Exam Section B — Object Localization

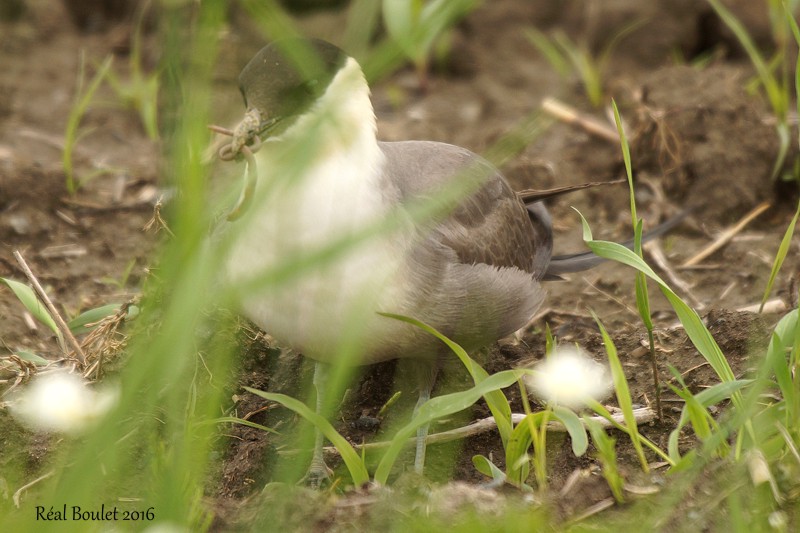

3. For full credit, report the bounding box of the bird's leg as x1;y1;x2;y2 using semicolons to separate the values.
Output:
302;362;333;488
413;361;439;474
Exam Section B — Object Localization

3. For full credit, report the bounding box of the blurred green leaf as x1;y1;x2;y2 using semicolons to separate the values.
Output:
383;0;479;71
63;55;113;194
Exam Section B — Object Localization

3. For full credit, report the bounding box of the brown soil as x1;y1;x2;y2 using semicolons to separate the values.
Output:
2;0;799;530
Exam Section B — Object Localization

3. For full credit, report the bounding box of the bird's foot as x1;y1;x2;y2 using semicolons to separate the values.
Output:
299;457;333;489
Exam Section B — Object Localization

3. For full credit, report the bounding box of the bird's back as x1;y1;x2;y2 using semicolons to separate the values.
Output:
369;140;551;360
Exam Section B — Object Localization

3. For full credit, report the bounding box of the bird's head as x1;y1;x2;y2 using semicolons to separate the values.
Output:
237;38;351;142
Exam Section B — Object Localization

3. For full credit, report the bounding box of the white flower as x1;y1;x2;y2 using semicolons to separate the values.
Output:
524;346;613;410
10;371;117;433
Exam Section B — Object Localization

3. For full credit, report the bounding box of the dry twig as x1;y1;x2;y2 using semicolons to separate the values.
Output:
682;202;770;267
324;407;656;454
541;97;619;143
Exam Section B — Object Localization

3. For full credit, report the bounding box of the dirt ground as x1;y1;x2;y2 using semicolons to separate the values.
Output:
1;0;799;530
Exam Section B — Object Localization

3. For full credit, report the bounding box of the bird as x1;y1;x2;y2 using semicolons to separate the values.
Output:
218;38;663;485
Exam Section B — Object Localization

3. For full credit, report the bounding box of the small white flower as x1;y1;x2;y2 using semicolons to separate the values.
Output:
10;371;117;433
525;346;613;410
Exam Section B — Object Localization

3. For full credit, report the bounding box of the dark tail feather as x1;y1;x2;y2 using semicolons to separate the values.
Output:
517;179;625;203
543;209;693;281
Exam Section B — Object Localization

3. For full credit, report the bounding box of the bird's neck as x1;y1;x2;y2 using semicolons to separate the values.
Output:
280;57;378;163
249;57;388;234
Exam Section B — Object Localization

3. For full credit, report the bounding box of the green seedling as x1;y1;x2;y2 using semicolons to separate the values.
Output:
382;0;480;88
706;0;793;180
613;99;661;420
577;211;737;388
526;21;643;108
665;373;752;461
104;7;159;141
63;54;113;195
584;416;624;502
100;258;138;290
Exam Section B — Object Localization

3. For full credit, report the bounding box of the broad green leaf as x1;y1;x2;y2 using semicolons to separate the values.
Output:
1;278;60;340
68;303;124;335
552;405;588;456
472;454;505;483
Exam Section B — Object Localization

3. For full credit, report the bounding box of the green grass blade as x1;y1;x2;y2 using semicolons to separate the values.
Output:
584;416;625;502
378;312;513;444
787;1;800;149
707;0;785;119
505;412;539;485
244;387;370;486
761;200;800;311
374;369;522;484
586;399;673;465
667;378;752;460
576;212;737;386
15;350;50;365
524;28;570;76
200;416;280;435
612;100;637;224
767;309;799;419
593;314;649;472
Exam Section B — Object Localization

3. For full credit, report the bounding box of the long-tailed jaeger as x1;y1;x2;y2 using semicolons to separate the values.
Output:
221;38;630;484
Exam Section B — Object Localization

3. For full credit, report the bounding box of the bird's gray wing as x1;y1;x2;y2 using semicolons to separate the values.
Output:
376;141;550;352
379;140;552;278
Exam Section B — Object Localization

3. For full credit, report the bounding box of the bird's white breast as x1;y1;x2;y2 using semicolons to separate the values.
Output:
225;133;410;363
